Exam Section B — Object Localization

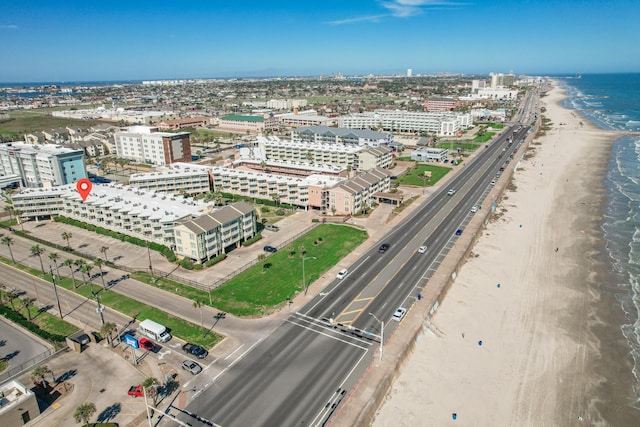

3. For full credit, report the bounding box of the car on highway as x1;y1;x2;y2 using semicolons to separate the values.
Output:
392;307;407;322
455;229;463;236
182;360;202;375
447;189;456;196
378;243;390;253
139;337;155;352
182;343;208;359
263;245;277;253
264;225;280;232
418;245;428;254
470;205;479;213
336;269;348;280
490;180;496;186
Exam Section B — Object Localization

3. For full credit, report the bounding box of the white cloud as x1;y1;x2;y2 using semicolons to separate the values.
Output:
327;0;464;25
0;25;18;30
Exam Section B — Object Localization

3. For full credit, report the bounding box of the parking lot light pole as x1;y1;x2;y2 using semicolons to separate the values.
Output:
369;312;383;361
302;256;317;295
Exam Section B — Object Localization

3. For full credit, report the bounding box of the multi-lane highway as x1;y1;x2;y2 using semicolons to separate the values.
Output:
176;118;532;426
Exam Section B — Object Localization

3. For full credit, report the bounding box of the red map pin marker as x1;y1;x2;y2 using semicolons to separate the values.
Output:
76;178;92;202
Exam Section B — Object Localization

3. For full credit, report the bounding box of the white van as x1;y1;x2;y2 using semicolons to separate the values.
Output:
138;319;172;343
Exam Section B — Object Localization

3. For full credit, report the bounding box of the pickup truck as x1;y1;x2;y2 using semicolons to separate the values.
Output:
128;384;144;397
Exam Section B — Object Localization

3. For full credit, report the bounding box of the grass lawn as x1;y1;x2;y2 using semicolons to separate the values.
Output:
210;224;368;317
435;142;480;151
393;164;451;186
0;257;222;348
0;109;107;134
27;307;80;337
472;132;495;143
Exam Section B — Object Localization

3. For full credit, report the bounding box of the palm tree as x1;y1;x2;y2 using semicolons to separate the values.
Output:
80;264;93;290
2;236;15;264
193;299;204;337
93;258;106;290
64;259;78;288
30;365;54;387
142;377;160;406
101;321;117;346
3;205;13;222
100;246;109;263
48;252;60;277
6;287;19;311
30;244;46;274
74;259;86;287
73;402;96;425
61;231;73;250
21;297;34;320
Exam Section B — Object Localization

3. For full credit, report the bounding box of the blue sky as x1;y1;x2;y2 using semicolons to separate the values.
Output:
1;0;638;82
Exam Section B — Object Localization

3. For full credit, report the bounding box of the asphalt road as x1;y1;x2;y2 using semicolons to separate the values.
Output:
176;123;532;426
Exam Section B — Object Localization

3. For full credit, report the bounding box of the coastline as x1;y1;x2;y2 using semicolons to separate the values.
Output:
372;81;637;425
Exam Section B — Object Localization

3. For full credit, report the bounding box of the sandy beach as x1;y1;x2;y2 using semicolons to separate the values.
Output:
371;82;636;426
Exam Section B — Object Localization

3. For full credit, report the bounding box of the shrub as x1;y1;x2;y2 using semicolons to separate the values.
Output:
275;209;285;216
242;233;263;247
261;207;270;213
180;258;194;270
0;306;66;342
311;218;319;223
205;253;226;267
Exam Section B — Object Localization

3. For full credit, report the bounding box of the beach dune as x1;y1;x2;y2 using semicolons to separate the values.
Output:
372;82;632;426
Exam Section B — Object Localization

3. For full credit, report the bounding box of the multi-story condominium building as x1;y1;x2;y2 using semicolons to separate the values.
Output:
218;114;279;134
114;125;191;166
266;99;308;110
10;183;254;251
424;97;459;112
174;201;257;264
338;111;473;136
53;108;176;124
326;169;393;216
238;158;348;178
274;112;334;127
129;163;211;195
291;126;393;147
209;166;342;209
159;116;211;130
475;87;519;100
256;138;393;171
490;72;516;88
0;142;86;188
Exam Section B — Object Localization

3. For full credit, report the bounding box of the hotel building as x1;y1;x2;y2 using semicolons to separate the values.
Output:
291;126;393;147
114;125;191;166
338;111;473;136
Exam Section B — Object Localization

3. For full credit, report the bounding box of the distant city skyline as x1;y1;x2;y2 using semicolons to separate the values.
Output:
1;0;638;83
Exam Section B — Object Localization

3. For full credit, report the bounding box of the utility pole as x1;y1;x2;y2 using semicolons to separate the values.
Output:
49;266;63;318
146;241;154;278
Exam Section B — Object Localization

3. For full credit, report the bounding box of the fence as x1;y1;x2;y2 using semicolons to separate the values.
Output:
0;348;54;383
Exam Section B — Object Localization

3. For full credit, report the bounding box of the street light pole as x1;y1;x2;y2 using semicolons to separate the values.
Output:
49;265;63;319
302;256;317;295
369;312;383;362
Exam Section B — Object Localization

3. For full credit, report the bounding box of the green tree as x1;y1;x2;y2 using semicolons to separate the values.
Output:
80;264;93;289
193;299;204;337
142;377;160;406
21;297;34;320
100;246;109;263
30;244;46;274
64;259;78;288
73;402;96;425
93;258;106;290
62;231;73;250
101;321;117;346
1;235;15;264
48;252;60;277
30;365;54;387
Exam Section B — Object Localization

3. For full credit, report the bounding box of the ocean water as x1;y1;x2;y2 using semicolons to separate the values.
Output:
560;73;640;392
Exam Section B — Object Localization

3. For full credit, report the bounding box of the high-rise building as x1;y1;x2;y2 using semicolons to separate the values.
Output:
407;68;413;77
114;125;191;166
0;142;86;188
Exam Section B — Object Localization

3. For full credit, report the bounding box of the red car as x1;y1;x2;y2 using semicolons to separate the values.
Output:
139;337;155;351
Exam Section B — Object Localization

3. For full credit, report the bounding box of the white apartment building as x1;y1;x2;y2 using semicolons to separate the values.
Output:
338;111;473;136
114;125;191;166
0;142;87;188
9;183;248;250
475;87;519;100
291;126;393;147
52;108;176;124
411;147;449;162
266;99;308;110
174;201;257;264
129;163;211;195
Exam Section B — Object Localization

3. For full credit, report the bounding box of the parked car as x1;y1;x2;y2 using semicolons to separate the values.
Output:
455;229;463;236
182;360;202;375
470;205;479;213
336;269;348;280
76;333;90;345
128;384;144;397
490;180;496;186
378;243;390;253
182;343;208;359
418;245;428;254
264;225;280;232
392;307;407;322
263;245;277;253
447;189;456;196
139;337;155;351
